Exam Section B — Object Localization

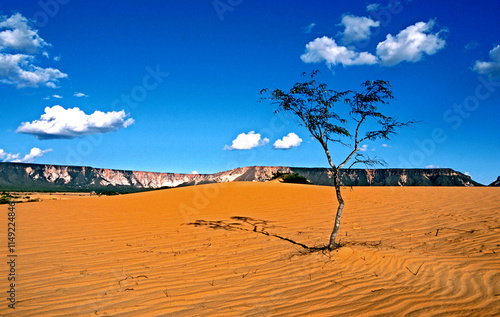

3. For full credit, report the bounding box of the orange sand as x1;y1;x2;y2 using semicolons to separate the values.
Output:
1;183;499;316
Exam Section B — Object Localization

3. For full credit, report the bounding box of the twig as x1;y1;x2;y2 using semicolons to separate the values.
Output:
118;275;148;286
371;288;385;292
406;261;425;276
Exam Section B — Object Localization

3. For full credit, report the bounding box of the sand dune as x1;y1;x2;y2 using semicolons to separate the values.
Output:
1;183;499;316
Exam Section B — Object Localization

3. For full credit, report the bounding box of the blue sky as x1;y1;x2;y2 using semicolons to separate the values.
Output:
0;0;499;185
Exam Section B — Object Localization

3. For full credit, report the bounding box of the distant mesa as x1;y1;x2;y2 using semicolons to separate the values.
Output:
0;162;484;192
489;176;500;187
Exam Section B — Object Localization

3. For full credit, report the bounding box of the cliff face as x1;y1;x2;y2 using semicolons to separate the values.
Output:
0;163;211;191
489;177;500;186
0;163;483;192
290;167;482;187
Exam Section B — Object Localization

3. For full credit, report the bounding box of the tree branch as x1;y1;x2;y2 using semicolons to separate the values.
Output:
347;154;387;169
337;115;365;169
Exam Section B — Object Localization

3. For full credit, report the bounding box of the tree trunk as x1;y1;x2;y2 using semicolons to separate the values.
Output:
328;169;344;249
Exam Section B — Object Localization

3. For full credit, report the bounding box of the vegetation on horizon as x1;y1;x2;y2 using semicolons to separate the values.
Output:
270;172;310;184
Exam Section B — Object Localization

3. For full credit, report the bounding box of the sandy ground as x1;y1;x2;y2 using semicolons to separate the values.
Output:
0;183;499;316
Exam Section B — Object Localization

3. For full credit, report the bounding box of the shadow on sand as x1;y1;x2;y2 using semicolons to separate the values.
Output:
186;216;333;253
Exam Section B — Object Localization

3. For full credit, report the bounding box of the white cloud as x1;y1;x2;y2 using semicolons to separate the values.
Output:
273;132;302;150
381;143;391;148
16;105;135;139
224;131;269;150
3;153;20;161
376;20;446;66
0;149;20;162
366;2;403;12
74;92;88;98
302;19;447;70
339;15;380;44
192;171;199;174
301;20;447;69
0;52;67;88
1;147;52;163
16;147;52;163
366;3;381;11
425;164;440;169
464;172;472;177
0;13;67;88
473;45;500;78
52;94;62;99
301;36;378;68
0;13;49;54
359;144;369;152
304;23;316;34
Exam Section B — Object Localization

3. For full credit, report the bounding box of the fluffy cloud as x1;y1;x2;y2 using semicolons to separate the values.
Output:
16;105;135;139
302;20;446;69
0;53;67;88
1;147;52;163
17;147;53;163
339;15;380;44
301;36;378;67
376;20;446;66
473;45;500;78
273;133;302;150
0;149;20;162
0;13;67;88
224;131;269;150
0;13;48;53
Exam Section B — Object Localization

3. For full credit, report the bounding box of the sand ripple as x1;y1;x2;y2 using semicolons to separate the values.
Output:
0;184;498;316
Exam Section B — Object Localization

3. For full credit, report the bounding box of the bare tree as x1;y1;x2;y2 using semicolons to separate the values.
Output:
261;71;416;250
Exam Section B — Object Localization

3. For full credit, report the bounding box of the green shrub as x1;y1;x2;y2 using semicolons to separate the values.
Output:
96;190;120;196
271;172;310;184
0;196;10;204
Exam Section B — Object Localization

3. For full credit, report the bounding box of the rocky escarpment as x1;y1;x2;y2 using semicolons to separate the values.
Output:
289;167;482;186
0;163;483;192
489;176;500;186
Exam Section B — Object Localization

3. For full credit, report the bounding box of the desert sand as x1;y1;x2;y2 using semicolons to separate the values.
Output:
1;183;499;316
